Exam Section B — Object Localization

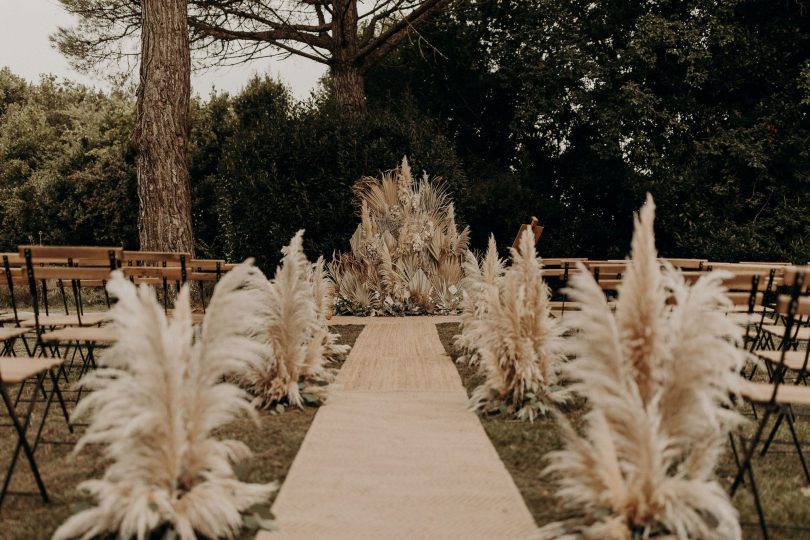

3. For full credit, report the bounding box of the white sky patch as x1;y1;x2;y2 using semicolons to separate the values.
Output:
0;0;327;99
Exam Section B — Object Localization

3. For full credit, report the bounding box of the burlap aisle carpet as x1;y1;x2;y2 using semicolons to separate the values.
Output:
259;317;537;540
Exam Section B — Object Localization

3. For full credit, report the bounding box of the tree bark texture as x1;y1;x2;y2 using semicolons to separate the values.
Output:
332;63;367;116
133;0;195;254
331;0;367;116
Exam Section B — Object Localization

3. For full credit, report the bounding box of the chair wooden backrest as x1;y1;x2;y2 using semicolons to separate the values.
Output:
512;217;543;251
20;246;122;266
17;246;122;336
660;258;707;270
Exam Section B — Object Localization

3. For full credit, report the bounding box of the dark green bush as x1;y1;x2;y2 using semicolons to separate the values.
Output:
208;77;468;272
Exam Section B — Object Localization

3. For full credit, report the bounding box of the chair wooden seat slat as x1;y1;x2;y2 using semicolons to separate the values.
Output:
760;324;810;341
21;312;109;328
0;357;63;385
740;380;810;406
0;312;34;324
755;350;810;372
42;327;118;344
0;327;31;341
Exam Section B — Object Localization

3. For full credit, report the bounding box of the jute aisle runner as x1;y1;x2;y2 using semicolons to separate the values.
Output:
259;317;537;540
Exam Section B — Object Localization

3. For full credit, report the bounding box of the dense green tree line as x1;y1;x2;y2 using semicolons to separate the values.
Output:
1;0;808;269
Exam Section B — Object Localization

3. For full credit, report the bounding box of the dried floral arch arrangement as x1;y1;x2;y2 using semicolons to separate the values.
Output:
329;157;470;315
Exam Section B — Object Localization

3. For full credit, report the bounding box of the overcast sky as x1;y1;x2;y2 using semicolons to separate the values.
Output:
0;0;327;99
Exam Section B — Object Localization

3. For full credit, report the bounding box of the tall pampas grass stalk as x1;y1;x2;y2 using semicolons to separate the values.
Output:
239;230;349;409
455;229;566;422
53;264;276;540
455;235;505;366
538;195;745;540
329;156;470;315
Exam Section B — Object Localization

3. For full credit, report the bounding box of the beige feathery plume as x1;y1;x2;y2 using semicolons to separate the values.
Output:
456;229;565;421
53;266;276;540
239;230;348;409
541;194;744;540
615;193;666;405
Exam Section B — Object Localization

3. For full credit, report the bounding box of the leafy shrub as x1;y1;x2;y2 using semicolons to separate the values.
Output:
0;70;137;250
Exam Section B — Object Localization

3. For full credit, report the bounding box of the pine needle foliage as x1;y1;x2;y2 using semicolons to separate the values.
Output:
53;264;277;540
329;156;471;315
538;195;745;540
239;230;349;409
456;229;566;422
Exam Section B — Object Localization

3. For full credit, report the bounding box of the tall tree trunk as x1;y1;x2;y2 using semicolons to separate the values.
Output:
332;63;367;116
331;0;367;116
133;0;194;254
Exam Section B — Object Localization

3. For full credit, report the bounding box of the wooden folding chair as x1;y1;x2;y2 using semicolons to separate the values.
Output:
122;250;191;308
729;267;810;540
511;217;543;250
18;248;119;395
542;259;586;317
17;246;121;334
0;354;68;510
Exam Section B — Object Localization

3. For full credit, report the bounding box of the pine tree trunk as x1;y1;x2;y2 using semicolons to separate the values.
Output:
332;63;367;116
331;0;367;117
133;0;194;254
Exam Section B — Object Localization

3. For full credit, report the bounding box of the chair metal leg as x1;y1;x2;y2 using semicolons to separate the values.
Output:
731;407;772;496
760;412;784;457
746;457;770;540
0;375;49;509
784;407;810;483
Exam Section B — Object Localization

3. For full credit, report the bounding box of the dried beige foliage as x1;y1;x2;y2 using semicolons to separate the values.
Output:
456;230;567;421
239;230;349;409
53;264;276;540
329;157;470;315
538;195;745;540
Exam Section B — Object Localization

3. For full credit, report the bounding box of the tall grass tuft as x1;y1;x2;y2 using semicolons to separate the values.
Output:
456;229;566;421
53;263;276;540
239;230;349;409
329;156;470;315
538;195;745;540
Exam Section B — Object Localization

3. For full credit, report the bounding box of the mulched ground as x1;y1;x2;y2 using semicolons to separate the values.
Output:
0;325;364;540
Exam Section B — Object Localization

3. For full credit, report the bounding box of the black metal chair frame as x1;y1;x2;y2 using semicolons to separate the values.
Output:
729;270;810;539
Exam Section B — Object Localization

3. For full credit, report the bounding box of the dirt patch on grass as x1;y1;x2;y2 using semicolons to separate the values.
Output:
436;322;810;540
0;325;364;540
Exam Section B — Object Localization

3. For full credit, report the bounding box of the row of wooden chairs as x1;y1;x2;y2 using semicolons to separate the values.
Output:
727;266;810;539
0;245;236;510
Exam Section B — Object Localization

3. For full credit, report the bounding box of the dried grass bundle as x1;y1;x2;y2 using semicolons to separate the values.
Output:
329;156;470;315
456;229;566;422
538;195;745;540
239;230;349;409
53;264;276;540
